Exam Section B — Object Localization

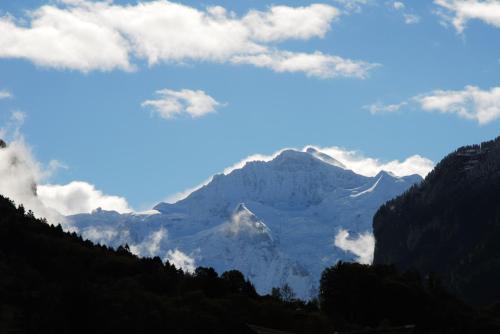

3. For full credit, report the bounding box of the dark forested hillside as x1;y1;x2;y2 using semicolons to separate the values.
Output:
0;194;330;334
1;191;499;333
319;262;500;333
373;136;500;305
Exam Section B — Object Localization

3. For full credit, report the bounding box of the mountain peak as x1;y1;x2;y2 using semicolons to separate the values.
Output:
275;149;310;161
228;203;271;238
305;147;346;169
234;202;250;215
375;170;396;178
267;149;322;171
270;148;348;173
305;147;318;154
232;203;260;225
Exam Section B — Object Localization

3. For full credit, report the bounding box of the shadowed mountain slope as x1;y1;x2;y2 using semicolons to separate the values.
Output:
374;137;500;305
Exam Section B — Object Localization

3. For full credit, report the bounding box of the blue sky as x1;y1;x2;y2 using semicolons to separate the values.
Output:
0;0;499;212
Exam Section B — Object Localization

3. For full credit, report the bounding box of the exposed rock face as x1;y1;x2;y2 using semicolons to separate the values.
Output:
373;137;500;305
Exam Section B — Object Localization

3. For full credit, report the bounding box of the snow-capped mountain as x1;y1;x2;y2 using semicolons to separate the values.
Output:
69;148;421;299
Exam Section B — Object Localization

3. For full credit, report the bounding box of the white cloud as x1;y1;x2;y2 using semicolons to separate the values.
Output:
390;2;420;24
0;90;12;100
0;123;65;224
81;226;121;245
415;85;500;125
393;1;406;10
231;50;379;79
96;1;262;66
166;146;433;203
166;249;196;273
227;203;269;236
404;13;421;24
242;4;339;42
369;85;500;125
314;146;434;177
10;110;26;123
0;111;25;140
334;229;375;264
130;228;167;257
333;0;373;13
142;89;221;119
0;111;131;223
0;4;132;72
435;0;500;33
364;101;407;114
37;181;132;216
0;1;377;78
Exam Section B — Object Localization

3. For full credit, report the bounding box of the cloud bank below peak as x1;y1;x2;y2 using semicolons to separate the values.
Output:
38;182;132;216
0;137;132;219
0;112;132;223
0;1;377;79
334;229;375;264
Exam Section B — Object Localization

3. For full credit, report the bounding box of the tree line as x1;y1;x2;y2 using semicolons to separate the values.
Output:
0;194;499;333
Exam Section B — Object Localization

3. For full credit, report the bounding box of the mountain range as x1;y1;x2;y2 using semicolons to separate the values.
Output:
70;147;421;299
4;138;500;333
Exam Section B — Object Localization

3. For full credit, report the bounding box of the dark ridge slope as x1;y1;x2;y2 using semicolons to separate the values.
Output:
373;136;500;305
0;195;329;334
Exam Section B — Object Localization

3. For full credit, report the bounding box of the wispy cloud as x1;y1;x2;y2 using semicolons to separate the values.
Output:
166;249;196;273
415;85;500;125
80;226;122;245
434;0;500;33
393;1;405;10
130;228;168;257
364;101;407;114
0;112;132;223
333;0;373;13
370;85;500;125
231;50;379;79
0;90;12;100
404;13;420;24
142;89;221;119
0;112;65;224
334;229;375;264
0;1;378;78
315;146;434;177
391;1;420;24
